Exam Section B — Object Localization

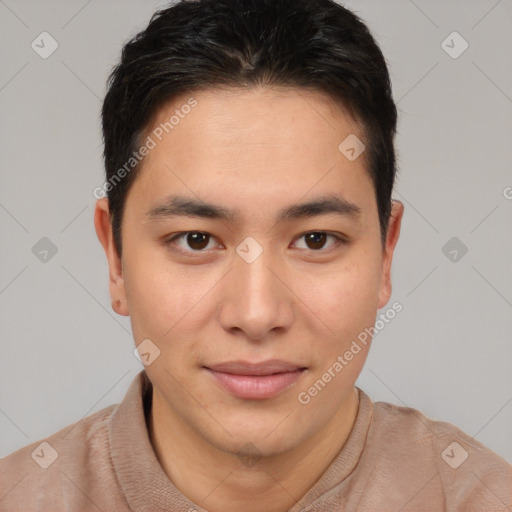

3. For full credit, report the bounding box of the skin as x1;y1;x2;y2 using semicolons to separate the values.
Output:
95;85;403;512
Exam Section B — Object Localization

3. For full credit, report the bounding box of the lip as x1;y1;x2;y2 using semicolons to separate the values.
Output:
205;360;307;400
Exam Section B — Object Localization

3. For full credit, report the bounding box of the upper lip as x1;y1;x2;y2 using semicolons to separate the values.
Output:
205;359;306;376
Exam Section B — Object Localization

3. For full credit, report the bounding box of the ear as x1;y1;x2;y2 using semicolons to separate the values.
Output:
377;199;404;309
94;198;129;316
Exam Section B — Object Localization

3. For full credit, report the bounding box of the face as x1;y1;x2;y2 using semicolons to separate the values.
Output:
95;86;403;458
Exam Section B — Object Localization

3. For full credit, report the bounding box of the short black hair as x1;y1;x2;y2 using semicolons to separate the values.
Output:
101;0;398;258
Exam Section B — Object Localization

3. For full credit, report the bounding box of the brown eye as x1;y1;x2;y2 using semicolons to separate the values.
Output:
293;232;345;252
186;232;210;250
168;231;217;252
305;232;327;250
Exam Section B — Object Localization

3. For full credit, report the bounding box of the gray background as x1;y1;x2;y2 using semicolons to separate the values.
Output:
0;0;511;464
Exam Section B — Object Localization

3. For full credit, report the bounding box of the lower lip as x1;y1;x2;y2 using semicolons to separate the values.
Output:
206;368;305;399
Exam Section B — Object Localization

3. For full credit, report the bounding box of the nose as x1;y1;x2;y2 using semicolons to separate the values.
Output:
218;245;295;342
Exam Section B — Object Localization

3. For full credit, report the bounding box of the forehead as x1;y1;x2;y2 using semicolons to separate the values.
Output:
145;85;363;148
126;86;374;218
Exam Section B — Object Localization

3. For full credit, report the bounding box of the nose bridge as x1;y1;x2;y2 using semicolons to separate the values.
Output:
219;238;293;339
236;243;278;301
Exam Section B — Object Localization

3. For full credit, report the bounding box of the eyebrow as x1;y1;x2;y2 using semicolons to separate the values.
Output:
145;193;362;224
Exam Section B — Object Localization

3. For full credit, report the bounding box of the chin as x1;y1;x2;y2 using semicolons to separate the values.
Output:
205;418;305;459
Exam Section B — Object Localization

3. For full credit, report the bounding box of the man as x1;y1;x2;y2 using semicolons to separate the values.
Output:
1;0;510;511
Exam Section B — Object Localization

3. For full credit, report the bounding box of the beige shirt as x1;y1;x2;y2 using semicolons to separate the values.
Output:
1;370;511;511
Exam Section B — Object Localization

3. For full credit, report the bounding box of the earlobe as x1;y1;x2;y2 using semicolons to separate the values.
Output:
377;199;404;309
94;198;129;316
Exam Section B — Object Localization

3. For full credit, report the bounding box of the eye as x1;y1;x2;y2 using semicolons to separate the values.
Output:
167;231;221;252
292;232;346;251
165;230;347;255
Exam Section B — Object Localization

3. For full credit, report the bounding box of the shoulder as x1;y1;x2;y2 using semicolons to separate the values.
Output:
370;397;506;463
0;403;120;511
365;395;512;510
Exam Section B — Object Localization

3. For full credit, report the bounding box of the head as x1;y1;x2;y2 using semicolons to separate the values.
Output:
95;0;403;458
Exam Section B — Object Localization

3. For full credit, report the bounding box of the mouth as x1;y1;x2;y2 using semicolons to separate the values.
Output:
204;360;307;400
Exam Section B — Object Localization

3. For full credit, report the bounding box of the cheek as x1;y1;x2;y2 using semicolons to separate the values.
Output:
122;245;182;338
122;244;220;343
300;251;382;341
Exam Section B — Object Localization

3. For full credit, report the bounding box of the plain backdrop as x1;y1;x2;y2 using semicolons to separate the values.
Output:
0;0;511;463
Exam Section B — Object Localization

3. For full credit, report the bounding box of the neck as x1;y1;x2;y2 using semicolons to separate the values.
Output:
148;388;359;512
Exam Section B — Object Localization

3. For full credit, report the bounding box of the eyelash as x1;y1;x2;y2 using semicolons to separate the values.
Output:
164;231;348;255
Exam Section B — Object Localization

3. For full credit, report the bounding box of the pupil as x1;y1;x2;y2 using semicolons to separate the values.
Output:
307;232;326;250
188;232;209;250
